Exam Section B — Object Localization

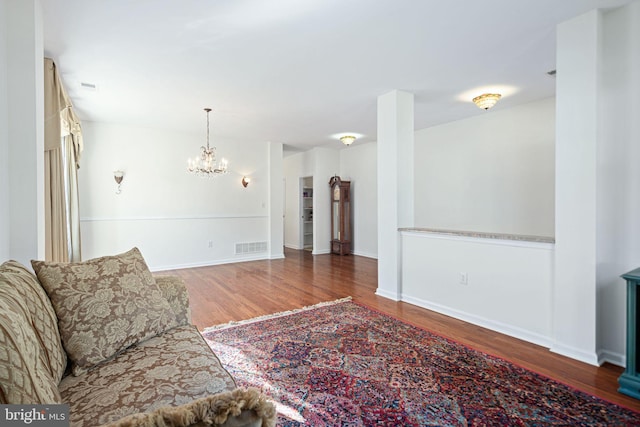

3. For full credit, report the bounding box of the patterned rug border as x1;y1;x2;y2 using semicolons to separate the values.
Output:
201;296;353;333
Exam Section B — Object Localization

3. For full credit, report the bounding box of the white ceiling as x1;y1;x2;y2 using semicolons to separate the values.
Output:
41;0;632;152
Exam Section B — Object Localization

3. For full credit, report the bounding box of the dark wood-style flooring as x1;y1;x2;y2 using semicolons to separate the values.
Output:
159;248;640;413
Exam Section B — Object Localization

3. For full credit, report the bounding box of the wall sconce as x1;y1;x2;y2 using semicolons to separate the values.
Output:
113;171;124;194
242;176;251;188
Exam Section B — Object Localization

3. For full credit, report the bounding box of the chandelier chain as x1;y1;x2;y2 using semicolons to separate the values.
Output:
206;107;211;150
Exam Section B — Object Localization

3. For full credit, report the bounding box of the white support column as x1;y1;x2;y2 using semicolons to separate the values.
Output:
553;10;601;365
6;0;45;266
0;1;9;261
268;141;284;259
376;90;414;300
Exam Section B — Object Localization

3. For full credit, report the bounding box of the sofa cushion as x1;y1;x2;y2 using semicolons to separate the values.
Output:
59;325;238;427
0;262;63;404
0;260;67;382
32;247;177;375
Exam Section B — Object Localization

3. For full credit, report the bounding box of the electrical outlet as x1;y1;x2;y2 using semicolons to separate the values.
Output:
459;272;468;285
208;240;213;248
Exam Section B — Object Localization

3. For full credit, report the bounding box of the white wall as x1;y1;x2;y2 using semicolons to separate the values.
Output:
415;97;555;237
0;0;9;261
399;4;640;367
312;147;340;254
79;121;272;270
596;2;640;365
402;232;554;346
267;141;284;259
4;0;45;267
339;141;377;258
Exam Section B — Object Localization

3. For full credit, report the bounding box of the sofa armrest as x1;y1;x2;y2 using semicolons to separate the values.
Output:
101;388;276;427
154;275;191;326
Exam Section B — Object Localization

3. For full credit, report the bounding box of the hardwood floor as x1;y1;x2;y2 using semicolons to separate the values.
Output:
159;248;640;413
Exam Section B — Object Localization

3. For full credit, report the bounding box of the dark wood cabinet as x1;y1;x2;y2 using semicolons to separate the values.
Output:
619;267;640;399
329;176;351;255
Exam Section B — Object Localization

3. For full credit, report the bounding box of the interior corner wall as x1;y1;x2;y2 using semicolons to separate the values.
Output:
596;2;640;366
78;121;271;270
0;0;9;261
339;141;378;259
414;97;555;237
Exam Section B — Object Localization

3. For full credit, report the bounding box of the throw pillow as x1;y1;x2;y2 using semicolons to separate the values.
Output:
32;247;177;376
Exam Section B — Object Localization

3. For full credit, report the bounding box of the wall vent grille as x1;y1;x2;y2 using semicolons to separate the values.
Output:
235;241;268;255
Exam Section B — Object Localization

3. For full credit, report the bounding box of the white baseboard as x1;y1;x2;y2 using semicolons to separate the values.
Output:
550;343;599;366
597;349;625;368
312;249;331;255
401;294;553;350
351;250;378;259
284;243;303;250
376;288;400;301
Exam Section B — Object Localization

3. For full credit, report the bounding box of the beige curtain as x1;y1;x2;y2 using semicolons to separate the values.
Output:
44;58;83;262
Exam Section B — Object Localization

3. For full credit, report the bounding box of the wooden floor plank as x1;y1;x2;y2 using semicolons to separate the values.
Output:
158;248;640;413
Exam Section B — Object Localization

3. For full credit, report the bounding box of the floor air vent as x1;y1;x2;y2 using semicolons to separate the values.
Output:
235;241;268;255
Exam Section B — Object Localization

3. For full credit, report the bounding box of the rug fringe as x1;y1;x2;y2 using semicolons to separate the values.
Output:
201;296;352;333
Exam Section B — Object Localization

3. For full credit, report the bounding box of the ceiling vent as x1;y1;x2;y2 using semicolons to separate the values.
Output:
80;82;97;91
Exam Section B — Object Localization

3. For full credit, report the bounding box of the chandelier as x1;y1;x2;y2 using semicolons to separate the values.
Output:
187;108;228;177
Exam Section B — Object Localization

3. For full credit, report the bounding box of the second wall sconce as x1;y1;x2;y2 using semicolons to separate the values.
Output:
241;176;251;188
114;170;124;194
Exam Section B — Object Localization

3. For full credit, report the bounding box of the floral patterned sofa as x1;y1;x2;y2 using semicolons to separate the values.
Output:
0;248;275;427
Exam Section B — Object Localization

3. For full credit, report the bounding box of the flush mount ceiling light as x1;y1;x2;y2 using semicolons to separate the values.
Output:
187;108;228;177
340;135;356;146
472;93;502;110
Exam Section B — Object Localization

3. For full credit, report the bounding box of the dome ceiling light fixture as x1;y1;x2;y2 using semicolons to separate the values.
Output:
472;93;502;110
340;135;356;146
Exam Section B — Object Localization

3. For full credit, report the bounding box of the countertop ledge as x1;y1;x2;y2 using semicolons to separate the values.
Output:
399;227;555;244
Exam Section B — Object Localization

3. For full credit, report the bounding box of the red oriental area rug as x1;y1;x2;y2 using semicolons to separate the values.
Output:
202;298;639;426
